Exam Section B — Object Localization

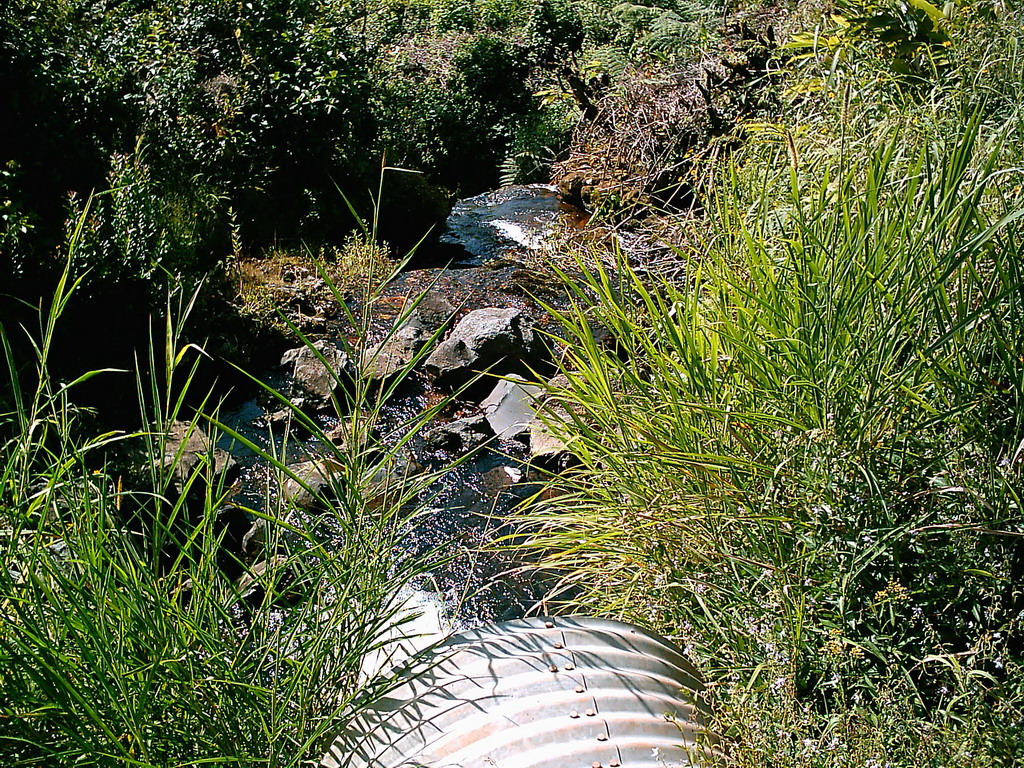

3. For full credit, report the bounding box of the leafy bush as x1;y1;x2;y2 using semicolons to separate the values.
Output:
373;33;536;191
1;163;36;267
65;150;220;295
784;0;986;97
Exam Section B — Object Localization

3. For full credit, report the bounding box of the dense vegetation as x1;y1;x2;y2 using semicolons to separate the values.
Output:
517;2;1024;764
1;0;717;290
0;260;454;764
2;0;1023;765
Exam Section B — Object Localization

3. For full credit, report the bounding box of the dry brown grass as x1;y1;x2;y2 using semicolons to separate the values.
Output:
226;235;392;335
553;60;727;215
553;17;782;224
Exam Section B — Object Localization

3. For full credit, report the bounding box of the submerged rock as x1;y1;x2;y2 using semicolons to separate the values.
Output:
480;465;525;496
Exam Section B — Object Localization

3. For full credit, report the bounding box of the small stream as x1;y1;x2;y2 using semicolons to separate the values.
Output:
219;185;587;631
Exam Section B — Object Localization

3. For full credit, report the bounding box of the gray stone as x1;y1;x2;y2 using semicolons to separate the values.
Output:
235;555;300;607
281;458;343;511
275;451;422;517
242;509;303;558
529;417;568;458
480;375;543;440
528;407;575;469
424;308;537;385
408;290;458;330
527;377;578;470
282;340;351;411
265;409;293;426
362;291;456;381
242;519;270;558
366;450;424;511
361;323;426;382
161;420;236;492
423;415;493;454
240;458;343;558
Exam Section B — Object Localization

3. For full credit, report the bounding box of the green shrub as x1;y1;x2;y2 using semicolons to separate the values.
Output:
372;33;537;191
430;0;478;30
65;150;221;295
0;163;36;267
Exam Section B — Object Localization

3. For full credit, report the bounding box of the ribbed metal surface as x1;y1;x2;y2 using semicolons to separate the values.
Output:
322;616;720;768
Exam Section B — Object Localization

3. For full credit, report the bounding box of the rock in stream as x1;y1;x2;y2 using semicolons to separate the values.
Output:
219;185;589;630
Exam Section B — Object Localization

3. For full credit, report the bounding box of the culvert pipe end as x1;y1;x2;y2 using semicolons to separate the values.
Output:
322;616;722;768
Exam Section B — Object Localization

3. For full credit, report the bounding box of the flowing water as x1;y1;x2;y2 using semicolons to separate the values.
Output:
433;184;587;265
220;185;588;633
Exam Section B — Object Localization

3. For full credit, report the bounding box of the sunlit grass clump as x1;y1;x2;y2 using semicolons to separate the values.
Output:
0;241;447;765
518;118;1024;763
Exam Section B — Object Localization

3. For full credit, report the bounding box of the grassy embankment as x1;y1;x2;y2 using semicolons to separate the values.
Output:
0;0;732;760
517;3;1024;764
0;219;458;765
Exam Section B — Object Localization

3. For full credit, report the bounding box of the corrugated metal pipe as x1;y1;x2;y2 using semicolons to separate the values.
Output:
322;616;722;768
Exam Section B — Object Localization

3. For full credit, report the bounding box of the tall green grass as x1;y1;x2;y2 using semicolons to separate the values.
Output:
0;222;451;765
516;120;1024;762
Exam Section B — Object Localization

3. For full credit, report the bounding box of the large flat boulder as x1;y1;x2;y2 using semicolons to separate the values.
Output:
480;375;543;440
